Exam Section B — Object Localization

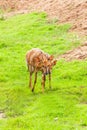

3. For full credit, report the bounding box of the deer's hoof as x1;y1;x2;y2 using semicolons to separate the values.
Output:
32;88;34;92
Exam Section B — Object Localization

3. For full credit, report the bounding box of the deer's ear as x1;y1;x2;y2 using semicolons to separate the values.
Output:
49;55;54;60
52;59;57;66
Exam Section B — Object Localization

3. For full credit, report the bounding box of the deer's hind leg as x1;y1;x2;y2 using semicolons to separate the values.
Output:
29;72;33;89
29;65;34;89
32;71;37;92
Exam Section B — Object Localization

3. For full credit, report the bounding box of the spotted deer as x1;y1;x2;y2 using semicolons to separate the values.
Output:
26;48;57;92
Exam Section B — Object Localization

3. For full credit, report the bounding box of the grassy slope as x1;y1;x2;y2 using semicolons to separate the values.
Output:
0;12;87;130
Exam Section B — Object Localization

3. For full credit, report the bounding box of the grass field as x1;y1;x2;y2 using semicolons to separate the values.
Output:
0;12;87;130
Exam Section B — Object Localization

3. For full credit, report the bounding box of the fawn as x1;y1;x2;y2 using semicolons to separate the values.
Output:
26;48;57;92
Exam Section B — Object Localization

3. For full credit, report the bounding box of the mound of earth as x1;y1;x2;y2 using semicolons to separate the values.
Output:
0;0;87;35
57;42;87;61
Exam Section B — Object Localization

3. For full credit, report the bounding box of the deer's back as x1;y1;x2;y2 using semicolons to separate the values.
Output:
26;48;49;66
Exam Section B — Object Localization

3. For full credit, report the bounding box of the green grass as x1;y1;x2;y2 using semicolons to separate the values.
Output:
0;12;87;130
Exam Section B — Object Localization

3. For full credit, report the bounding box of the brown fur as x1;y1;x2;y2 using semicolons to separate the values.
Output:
26;48;57;92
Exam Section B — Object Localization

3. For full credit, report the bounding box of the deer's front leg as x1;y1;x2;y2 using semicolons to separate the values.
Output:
32;71;37;92
41;74;45;93
49;72;51;89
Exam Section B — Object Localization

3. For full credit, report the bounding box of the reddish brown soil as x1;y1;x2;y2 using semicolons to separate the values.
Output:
57;42;87;61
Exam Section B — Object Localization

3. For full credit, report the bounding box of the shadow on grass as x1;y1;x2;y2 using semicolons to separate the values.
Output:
30;87;59;96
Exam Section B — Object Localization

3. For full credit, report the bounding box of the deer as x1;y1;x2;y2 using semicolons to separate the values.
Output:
26;48;57;92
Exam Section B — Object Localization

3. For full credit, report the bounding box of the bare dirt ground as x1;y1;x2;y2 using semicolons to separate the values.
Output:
0;0;87;60
57;42;87;61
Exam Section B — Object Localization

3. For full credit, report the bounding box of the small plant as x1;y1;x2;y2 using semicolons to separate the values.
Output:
48;17;59;24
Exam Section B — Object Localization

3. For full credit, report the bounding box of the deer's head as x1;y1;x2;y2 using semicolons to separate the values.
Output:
34;55;57;75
